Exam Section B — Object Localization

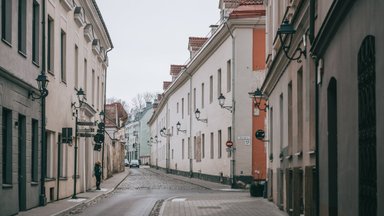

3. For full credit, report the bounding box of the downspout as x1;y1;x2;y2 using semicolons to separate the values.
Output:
39;0;47;206
102;47;113;180
186;70;193;177
225;20;236;188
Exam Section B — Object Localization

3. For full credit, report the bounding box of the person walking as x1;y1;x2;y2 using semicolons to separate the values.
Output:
94;161;102;190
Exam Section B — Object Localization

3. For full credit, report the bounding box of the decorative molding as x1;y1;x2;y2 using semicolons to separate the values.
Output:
84;24;94;43
60;0;73;12
92;39;100;55
74;7;86;27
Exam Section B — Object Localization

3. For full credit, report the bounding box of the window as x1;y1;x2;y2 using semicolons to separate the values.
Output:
193;88;196;111
182;139;185;159
47;16;54;72
74;45;79;88
279;93;284;150
84;59;87;93
18;0;27;54
60;30;66;82
269;107;273;156
97;76;100;109
188;137;191;159
58;134;67;178
172;149;174;159
217;69;222;97
202;134;205;159
227;60;231;92
218;130;222;158
92;70;95;106
193;136;196;159
209;76;213;103
177;102;179;113
101;82;104;106
210;132;214;159
187;93;190;115
201;83;205;109
288;82;292;154
1;0;12;44
31;119;38;182
2;108;12;184
181;98;184;119
297;69;303;152
32;0;40;63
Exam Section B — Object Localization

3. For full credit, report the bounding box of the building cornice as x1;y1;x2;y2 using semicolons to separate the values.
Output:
310;0;357;58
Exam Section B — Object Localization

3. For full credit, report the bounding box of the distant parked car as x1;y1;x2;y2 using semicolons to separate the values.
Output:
124;159;129;167
130;160;140;168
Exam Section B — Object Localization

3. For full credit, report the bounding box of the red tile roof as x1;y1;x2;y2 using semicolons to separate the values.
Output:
188;37;208;51
163;81;172;91
170;64;185;76
229;4;265;18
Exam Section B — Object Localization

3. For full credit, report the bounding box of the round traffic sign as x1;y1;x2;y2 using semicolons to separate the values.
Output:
226;140;233;148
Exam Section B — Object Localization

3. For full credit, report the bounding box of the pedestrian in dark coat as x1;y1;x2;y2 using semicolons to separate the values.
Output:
94;161;102;190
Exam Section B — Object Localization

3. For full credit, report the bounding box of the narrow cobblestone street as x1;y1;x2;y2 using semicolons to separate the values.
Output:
62;167;287;216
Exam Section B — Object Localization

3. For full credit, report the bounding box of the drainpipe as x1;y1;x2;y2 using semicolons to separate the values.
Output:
39;0;47;206
102;47;113;179
225;20;236;188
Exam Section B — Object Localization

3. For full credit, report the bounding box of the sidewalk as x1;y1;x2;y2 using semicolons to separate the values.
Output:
148;168;288;216
17;169;130;216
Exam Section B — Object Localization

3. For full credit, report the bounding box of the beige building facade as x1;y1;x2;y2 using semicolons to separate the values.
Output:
311;0;384;215
263;0;317;215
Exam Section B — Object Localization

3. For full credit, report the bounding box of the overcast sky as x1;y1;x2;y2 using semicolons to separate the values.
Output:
95;0;221;104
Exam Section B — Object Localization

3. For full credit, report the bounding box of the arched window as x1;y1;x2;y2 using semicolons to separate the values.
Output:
358;35;376;216
327;77;338;216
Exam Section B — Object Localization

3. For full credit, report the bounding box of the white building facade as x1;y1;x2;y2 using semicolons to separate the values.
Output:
148;2;266;186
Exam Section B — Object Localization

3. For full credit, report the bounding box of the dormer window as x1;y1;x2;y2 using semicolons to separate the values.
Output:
60;0;73;12
84;24;94;43
74;7;85;27
92;39;100;55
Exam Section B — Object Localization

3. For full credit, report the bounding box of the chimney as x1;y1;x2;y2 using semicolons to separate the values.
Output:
209;25;219;36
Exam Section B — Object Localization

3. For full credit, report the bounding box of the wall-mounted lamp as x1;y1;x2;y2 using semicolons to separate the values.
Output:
218;93;232;113
159;127;171;137
277;19;306;63
176;121;187;133
148;135;160;145
71;88;86;109
29;74;49;100
248;88;268;112
194;109;208;123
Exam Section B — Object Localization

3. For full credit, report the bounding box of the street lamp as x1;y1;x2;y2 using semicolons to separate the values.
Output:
71;88;86;199
176;121;187;133
218;93;233;112
248;88;269;112
277;19;306;63
29;73;49;206
194;109;208;123
159;127;171;137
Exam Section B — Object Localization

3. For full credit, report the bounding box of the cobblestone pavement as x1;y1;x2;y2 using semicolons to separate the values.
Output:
67;167;208;216
160;192;288;216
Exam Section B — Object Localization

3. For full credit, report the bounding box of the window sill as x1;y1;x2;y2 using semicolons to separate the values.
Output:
18;50;27;58
2;184;13;189
59;177;68;181
45;177;56;182
32;60;40;68
48;70;55;76
1;38;12;47
31;182;39;186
